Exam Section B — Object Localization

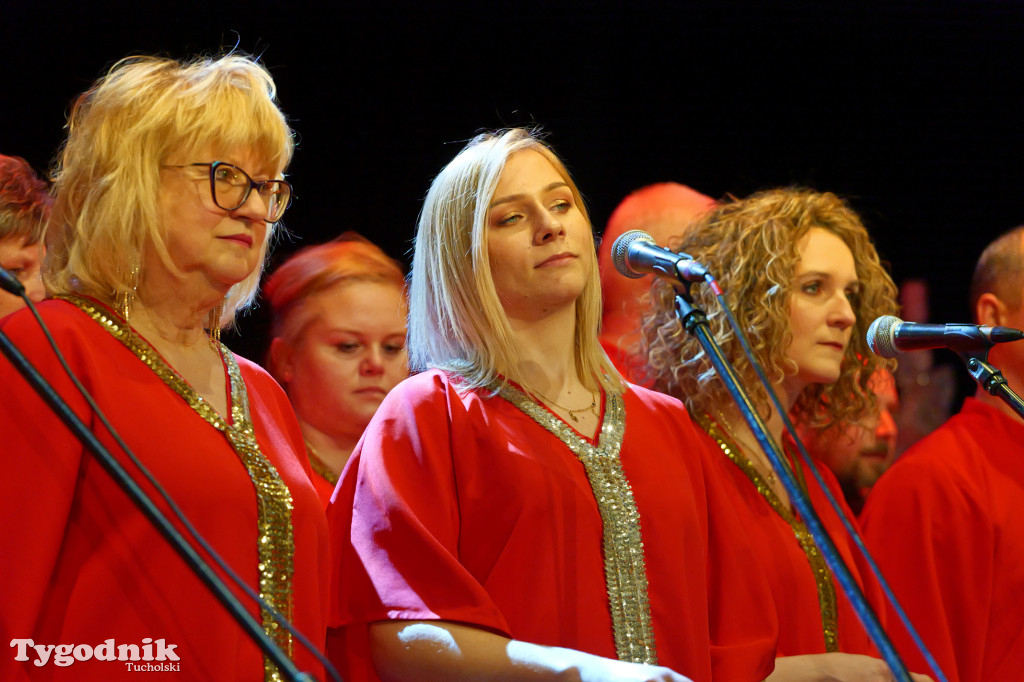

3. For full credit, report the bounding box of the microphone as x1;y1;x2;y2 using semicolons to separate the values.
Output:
0;265;25;297
866;315;1024;358
611;230;708;283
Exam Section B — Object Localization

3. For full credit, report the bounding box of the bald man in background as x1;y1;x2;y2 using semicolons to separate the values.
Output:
861;225;1024;682
597;182;715;382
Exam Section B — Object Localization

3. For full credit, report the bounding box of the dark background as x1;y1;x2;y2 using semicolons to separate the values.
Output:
3;0;1022;383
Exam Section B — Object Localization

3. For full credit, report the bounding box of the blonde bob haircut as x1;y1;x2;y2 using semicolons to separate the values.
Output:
642;187;898;429
45;53;294;327
263;232;406;381
408;128;622;395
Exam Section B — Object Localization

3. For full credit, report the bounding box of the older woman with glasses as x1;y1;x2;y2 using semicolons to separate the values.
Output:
0;54;328;681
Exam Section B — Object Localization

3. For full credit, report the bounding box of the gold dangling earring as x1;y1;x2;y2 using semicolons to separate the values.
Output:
207;300;225;345
115;260;140;323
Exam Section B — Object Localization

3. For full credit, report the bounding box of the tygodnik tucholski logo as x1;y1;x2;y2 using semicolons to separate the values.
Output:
10;638;181;671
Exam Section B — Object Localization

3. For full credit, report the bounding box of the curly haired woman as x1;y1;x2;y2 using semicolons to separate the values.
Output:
643;188;932;681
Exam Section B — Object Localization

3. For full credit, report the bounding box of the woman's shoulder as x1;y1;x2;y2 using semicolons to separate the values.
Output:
621;381;689;415
619;382;710;448
366;369;462;420
388;368;488;402
232;352;277;385
1;298;93;335
1;298;123;364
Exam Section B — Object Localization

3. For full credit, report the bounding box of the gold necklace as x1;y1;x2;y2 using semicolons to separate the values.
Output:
530;388;599;423
303;439;339;486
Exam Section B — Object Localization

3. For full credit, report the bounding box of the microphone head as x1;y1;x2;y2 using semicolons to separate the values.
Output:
989;326;1024;344
611;230;655;279
866;315;902;358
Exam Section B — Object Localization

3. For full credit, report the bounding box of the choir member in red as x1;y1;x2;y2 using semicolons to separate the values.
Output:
597;182;715;382
643;188;931;681
264;233;408;504
326;128;779;682
799;367;900;515
0;153;50;318
0;54;328;681
862;225;1024;682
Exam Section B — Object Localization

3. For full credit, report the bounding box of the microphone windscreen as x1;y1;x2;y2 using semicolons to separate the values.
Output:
866;315;901;358
611;230;655;279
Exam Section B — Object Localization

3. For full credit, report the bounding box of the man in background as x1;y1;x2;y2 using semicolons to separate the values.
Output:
861;225;1024;682
799;368;900;515
597;182;714;382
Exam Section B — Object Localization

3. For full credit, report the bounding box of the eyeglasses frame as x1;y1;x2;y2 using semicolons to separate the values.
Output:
163;161;293;222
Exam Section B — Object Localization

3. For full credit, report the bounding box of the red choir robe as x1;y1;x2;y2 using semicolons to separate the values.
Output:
0;299;329;681
325;369;778;682
696;426;886;658
861;397;1024;682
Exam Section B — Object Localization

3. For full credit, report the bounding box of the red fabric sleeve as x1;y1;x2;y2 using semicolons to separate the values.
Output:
326;370;512;627
862;448;992;682
0;309;90;682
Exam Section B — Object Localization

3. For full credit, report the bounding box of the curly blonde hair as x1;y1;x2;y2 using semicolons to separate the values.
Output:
642;187;898;428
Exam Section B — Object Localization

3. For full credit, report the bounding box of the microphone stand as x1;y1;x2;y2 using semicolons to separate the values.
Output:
959;350;1024;421
673;287;913;682
0;329;318;682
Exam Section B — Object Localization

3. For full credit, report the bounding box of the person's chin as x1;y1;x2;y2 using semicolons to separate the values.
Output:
854;459;887;489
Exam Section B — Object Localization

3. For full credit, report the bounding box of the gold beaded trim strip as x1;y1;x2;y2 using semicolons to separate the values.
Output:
498;384;658;665
62;295;297;681
699;416;839;652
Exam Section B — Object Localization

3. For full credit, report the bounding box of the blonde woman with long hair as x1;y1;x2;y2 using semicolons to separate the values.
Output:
326;129;778;682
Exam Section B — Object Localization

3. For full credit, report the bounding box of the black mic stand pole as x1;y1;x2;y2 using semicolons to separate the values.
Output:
960;351;1024;421
0;329;318;682
673;288;913;682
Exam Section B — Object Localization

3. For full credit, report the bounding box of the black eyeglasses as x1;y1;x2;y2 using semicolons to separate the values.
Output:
164;161;293;222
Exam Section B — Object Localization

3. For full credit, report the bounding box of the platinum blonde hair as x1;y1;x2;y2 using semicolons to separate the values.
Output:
408;128;622;394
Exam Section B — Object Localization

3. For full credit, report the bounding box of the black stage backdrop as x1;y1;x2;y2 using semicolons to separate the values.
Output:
2;0;1022;393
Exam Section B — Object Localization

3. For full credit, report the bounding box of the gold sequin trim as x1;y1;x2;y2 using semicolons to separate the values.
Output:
498;384;658;665
700;416;839;652
62;295;297;681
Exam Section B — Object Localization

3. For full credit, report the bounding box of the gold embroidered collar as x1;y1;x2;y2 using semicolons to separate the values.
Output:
700;414;839;652
62;294;297;680
498;383;658;665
